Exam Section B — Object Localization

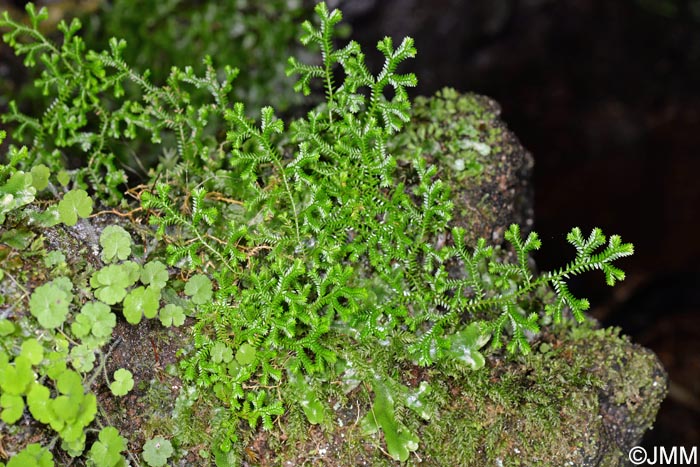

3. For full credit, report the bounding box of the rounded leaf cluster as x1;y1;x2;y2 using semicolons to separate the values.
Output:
57;189;93;226
142;436;174;467
29;279;73;329
109;369;134;396
184;274;213;304
99;225;132;263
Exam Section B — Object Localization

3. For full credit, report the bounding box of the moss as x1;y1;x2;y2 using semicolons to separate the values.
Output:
418;327;665;466
393;87;534;247
411;323;665;467
0;89;665;466
247;322;664;466
170;89;664;466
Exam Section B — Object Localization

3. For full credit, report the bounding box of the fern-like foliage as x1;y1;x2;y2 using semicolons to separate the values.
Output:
147;4;633;445
401;224;633;360
1;5;237;202
1;2;634;458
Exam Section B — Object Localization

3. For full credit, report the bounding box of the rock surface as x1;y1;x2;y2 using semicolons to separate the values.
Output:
0;89;666;466
257;89;666;466
394;87;534;246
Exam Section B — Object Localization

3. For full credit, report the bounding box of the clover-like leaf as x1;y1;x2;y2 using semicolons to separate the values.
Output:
56;369;84;397
100;225;132;263
6;443;54;467
57;189;93;226
142;436;173;467
122;260;142;283
141;260;168;289
51;276;74;295
20;338;44;365
211;342;233;364
29;280;72;329
91;263;139;305
30;164;50;190
56;170;70;186
123;286;161;324
27;382;53;424
109;369;134;396
0;318;15;336
1;393;25;424
44;250;66;268
61;421;86;448
75;392;97;428
71;302;116;342
70;343;96;372
87;426;127;467
184;274;213;305
44;351;68;380
0;355;34;395
235;343;256;365
159;303;186;327
48;401;73;434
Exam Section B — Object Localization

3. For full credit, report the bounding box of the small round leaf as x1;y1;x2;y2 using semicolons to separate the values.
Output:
20;338;44;365
57;189;93;226
1;393;25;424
123;286;161;324
184;274;213;305
7;443;53;467
100;226;132;263
235;343;256;365
141;261;168;289
29;282;71;329
211;342;233;364
110;369;134;396
142;436;173;467
159;304;186;327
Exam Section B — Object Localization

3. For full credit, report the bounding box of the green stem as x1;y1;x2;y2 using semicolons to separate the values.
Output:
160;201;238;275
273;159;301;245
321;19;335;123
1;268;29;296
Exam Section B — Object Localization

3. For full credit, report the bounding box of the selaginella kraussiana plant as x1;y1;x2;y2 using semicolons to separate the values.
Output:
0;2;633;463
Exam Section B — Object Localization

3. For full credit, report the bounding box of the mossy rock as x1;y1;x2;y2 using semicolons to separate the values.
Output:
255;325;665;467
393;87;534;246
0;89;665;466
239;89;666;466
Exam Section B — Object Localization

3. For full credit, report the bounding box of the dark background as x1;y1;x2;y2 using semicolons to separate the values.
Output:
340;0;700;447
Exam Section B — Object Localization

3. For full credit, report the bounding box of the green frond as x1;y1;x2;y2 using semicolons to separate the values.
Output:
0;3;639;458
504;223;541;283
547;278;590;323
